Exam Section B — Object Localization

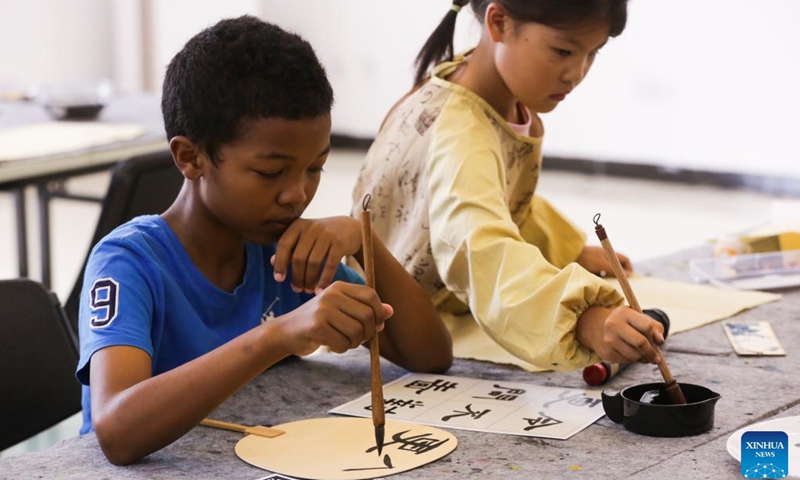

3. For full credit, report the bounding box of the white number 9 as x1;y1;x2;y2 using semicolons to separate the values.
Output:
89;278;120;329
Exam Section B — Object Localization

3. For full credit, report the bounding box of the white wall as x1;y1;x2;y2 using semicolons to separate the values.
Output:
0;0;113;86
146;0;262;91
544;0;800;177
110;0;145;94
264;0;800;179
141;0;477;145
260;0;480;142
2;0;798;179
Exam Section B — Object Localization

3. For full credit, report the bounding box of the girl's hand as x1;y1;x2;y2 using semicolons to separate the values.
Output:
271;216;362;293
577;246;633;277
577;306;665;364
274;281;393;356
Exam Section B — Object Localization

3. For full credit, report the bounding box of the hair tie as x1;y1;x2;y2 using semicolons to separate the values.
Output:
451;3;462;13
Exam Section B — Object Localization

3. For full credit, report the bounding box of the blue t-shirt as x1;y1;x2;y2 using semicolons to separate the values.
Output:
76;215;364;434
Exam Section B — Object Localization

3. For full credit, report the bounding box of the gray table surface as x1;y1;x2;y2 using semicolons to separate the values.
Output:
0;94;167;188
2;246;798;480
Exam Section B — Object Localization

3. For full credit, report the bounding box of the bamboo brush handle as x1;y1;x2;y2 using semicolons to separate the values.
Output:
361;196;385;427
593;215;686;404
200;418;247;433
200;418;284;438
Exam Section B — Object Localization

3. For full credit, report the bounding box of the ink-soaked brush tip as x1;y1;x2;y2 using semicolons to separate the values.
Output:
374;424;385;456
665;380;687;405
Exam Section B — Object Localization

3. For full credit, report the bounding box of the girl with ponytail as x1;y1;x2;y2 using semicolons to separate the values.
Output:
351;1;666;373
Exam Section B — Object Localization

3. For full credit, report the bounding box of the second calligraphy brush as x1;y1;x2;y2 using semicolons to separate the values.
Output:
199;418;284;438
361;194;385;455
592;213;687;405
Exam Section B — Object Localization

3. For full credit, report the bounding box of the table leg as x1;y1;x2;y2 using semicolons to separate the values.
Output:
37;184;52;289
12;188;29;278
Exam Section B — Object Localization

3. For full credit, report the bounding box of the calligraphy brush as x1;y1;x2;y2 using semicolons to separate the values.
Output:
592;214;687;405
361;194;385;455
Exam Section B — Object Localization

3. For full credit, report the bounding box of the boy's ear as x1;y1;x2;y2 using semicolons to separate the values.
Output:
169;136;205;180
485;3;510;42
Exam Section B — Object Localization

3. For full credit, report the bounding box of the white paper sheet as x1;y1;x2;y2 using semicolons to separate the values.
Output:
330;373;605;440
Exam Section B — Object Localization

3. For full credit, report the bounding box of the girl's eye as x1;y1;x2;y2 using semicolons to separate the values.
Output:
255;170;282;179
553;48;572;57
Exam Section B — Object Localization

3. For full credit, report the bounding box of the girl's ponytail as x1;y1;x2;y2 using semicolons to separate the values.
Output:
413;0;470;86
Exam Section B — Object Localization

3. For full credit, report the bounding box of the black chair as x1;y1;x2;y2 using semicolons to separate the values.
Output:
64;149;184;335
0;278;81;451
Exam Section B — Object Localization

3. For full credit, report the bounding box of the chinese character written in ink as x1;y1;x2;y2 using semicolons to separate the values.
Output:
343;453;395;472
366;430;451;455
543;390;601;409
522;412;564;431
405;378;458;395
472;384;527;401
441;404;490;422
364;398;425;415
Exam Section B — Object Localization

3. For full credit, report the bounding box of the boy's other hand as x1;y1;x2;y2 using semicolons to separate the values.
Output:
577;246;633;277
274;281;392;356
271;216;361;293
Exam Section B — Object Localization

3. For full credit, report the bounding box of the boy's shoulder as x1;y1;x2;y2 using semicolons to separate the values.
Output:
81;215;175;306
88;215;175;269
94;215;166;251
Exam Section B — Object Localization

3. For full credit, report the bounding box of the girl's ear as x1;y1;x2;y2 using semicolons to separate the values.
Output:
169;136;204;180
485;2;511;43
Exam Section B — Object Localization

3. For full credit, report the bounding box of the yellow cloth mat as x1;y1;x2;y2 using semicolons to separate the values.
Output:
446;275;780;372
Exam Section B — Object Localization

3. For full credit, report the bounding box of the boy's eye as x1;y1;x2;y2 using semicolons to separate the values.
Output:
553;48;572;57
308;167;325;175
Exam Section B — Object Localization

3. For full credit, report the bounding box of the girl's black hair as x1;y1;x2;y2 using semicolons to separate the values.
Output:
413;0;628;86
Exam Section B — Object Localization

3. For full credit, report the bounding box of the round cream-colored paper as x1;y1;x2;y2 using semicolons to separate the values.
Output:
235;417;457;480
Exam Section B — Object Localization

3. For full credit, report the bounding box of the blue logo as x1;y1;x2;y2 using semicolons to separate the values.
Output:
741;431;788;478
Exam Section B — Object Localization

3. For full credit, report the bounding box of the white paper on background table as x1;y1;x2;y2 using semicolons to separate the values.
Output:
0;122;145;161
330;373;605;440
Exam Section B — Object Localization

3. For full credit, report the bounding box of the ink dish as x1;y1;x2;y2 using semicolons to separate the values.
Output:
36;80;111;121
43;103;105;120
602;382;720;437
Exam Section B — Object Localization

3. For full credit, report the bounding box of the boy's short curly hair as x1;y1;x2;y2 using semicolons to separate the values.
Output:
161;15;334;164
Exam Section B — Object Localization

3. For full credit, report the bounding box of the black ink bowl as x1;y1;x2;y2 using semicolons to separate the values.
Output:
602;382;720;437
36;80;111;121
43;103;105;120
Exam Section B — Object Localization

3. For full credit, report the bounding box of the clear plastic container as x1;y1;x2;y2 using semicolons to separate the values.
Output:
689;249;800;290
